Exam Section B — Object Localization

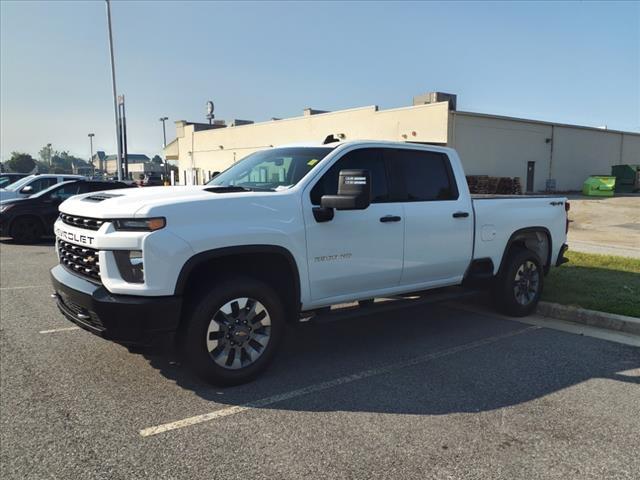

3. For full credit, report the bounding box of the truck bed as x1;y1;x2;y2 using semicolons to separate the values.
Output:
471;194;568;273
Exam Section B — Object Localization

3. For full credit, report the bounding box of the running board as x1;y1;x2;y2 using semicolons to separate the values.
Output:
301;287;483;324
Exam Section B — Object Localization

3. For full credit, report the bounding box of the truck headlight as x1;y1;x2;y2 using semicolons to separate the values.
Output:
114;250;144;283
113;217;165;231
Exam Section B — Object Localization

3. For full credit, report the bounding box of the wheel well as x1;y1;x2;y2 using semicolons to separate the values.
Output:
177;249;301;323
499;228;552;275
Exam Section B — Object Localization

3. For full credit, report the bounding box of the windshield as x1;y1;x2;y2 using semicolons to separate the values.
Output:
207;147;334;191
4;175;35;191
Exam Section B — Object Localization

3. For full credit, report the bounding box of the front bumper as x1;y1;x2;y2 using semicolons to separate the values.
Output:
50;265;182;347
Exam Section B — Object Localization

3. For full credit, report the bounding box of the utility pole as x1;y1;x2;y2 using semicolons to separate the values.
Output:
118;95;129;179
88;133;95;176
105;0;123;180
159;116;168;178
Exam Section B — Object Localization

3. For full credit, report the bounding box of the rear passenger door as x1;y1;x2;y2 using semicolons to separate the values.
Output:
388;148;473;286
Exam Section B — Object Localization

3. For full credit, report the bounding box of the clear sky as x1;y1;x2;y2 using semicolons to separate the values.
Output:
1;0;638;161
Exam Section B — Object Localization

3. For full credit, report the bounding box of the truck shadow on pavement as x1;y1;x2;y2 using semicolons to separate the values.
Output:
141;302;640;416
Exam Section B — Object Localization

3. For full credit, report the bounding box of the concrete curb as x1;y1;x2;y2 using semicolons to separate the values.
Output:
537;301;640;336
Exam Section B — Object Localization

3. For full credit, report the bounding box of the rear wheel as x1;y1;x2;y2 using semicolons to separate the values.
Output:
180;276;285;385
493;248;543;317
10;216;42;244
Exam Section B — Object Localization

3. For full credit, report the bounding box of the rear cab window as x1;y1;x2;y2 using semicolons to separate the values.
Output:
386;149;459;201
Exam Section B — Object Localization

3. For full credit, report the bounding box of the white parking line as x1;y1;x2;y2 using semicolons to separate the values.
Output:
0;285;50;291
140;325;538;437
39;326;81;334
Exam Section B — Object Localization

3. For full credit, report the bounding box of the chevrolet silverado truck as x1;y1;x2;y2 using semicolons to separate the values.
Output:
50;141;569;385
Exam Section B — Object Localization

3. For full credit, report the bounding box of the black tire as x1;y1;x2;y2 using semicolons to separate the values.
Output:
180;275;285;386
10;216;43;244
493;247;544;317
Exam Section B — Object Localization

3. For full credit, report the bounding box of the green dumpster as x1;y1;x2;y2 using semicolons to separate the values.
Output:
582;176;616;197
611;164;640;193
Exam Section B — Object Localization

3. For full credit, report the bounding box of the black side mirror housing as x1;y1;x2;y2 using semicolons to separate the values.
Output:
320;169;371;211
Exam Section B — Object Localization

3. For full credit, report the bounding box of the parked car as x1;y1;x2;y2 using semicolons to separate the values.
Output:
136;173;164;187
50;141;569;385
0;180;130;243
0;174;86;201
0;173;29;189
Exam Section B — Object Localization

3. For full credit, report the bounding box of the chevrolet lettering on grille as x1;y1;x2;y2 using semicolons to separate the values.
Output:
55;227;96;246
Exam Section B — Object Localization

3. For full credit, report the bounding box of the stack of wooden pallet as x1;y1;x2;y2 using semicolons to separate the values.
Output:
466;176;523;195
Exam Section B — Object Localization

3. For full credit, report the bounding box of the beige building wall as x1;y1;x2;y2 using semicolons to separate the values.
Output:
621;134;640;165
166;98;640;191
170;102;450;184
551;127;625;191
449;113;553;192
450;112;640;191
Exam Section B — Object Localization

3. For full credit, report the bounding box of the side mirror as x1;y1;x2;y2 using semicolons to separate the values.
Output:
320;169;371;210
20;185;33;194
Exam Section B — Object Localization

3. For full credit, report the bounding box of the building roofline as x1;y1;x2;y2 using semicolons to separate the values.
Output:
452;110;640;136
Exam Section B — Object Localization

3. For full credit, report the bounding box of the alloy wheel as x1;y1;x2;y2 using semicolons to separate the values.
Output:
205;297;271;370
512;260;540;306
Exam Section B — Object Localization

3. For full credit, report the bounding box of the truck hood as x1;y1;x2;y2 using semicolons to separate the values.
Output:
58;185;277;218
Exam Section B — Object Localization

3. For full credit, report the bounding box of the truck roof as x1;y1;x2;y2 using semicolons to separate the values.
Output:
276;139;456;155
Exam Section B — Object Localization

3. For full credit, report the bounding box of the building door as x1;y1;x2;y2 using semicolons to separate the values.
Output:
526;161;535;192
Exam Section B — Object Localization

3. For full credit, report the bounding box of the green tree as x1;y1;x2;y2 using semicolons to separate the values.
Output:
152;155;163;165
5;152;36;173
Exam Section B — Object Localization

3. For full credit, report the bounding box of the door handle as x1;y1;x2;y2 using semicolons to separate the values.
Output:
452;211;469;218
380;215;402;223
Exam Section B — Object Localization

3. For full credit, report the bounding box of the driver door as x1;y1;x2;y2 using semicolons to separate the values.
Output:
303;148;404;303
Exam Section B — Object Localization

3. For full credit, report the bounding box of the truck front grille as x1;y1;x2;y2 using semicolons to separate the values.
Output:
59;213;106;231
58;240;101;282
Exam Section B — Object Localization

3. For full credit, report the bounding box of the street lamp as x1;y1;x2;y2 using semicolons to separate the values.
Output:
105;0;123;180
159;116;168;179
88;133;95;176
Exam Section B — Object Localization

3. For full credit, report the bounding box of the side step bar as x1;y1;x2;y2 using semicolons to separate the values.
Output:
301;286;483;324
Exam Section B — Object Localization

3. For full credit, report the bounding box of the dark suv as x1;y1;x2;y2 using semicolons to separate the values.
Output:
0;180;130;243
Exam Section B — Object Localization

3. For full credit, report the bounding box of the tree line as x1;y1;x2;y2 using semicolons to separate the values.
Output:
1;145;91;174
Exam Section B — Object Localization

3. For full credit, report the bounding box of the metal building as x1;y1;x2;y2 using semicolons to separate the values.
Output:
164;93;640;191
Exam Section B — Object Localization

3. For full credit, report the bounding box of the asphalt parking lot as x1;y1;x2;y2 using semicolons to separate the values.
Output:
1;240;639;479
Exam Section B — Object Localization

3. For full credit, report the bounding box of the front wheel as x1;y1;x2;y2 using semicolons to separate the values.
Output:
180;276;285;385
493;248;543;317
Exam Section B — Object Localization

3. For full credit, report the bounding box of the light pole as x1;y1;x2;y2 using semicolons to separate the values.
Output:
88;133;95;176
159;116;168;178
105;0;123;180
47;143;52;167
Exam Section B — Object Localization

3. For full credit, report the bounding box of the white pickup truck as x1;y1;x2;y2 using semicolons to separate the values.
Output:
50;141;569;384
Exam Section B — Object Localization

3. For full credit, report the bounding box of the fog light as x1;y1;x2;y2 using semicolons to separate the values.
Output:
114;250;144;283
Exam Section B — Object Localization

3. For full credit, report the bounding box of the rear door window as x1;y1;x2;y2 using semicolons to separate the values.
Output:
310;148;389;205
28;177;57;194
49;183;83;201
388;149;458;201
